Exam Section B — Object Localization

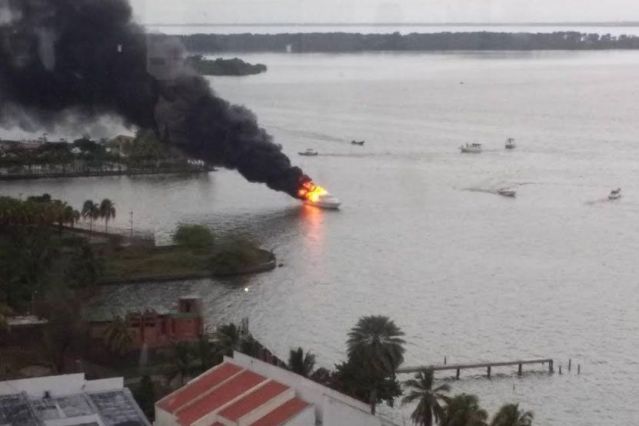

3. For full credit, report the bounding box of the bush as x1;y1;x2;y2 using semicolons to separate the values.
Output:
172;224;214;249
209;239;273;276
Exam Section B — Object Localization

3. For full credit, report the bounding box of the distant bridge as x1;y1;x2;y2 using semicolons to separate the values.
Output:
397;358;554;379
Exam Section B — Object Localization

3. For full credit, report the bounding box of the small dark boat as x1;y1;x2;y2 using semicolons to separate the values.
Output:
497;188;516;197
351;140;365;146
608;188;622;200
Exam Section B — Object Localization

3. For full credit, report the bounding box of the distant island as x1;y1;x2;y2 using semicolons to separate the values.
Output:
186;55;267;75
175;31;639;53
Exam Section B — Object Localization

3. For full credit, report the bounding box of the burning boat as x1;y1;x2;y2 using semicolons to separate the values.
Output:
298;181;341;209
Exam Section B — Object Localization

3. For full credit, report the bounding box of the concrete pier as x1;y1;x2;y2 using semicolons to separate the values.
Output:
398;358;554;379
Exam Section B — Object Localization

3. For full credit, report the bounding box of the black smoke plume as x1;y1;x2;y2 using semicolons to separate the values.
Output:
0;0;310;197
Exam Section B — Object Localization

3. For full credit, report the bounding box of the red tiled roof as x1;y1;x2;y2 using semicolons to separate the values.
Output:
157;363;243;413
249;398;310;426
219;380;289;422
177;370;266;425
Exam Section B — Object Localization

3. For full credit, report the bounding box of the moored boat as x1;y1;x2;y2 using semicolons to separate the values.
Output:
298;148;318;156
505;138;516;149
497;188;516;197
351;140;365;146
460;143;482;153
608;188;622;200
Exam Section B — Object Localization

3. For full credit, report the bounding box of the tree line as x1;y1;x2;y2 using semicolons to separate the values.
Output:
173;31;639;53
0;194;117;312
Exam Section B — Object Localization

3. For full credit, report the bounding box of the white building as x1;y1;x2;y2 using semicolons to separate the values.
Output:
0;373;150;426
155;352;399;426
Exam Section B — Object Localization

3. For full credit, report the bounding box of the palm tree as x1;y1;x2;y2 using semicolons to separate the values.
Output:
81;200;100;233
102;315;133;355
443;394;488;426
347;315;406;414
347;315;406;375
288;347;316;378
165;341;194;386
490;404;533;426
214;323;241;357
402;368;450;426
99;198;116;232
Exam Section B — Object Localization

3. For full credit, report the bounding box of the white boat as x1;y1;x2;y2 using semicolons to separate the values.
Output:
460;143;482;153
505;138;516;149
298;148;318;156
608;188;622;200
305;193;341;209
497;188;516;197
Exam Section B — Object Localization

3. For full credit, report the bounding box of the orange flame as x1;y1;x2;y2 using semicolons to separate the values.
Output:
298;181;328;203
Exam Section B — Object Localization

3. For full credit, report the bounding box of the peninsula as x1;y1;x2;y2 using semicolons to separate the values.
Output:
186;55;267;76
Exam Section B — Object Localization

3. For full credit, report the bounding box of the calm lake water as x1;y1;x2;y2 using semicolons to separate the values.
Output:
5;50;639;424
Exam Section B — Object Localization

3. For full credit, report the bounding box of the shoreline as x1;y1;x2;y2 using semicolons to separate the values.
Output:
0;167;214;181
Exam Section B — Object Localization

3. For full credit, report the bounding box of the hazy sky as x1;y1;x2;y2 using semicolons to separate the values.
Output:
131;0;639;25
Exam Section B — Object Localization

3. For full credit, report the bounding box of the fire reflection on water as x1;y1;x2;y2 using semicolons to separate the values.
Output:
299;203;326;258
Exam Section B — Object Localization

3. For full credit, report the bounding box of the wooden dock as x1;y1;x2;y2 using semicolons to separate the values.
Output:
397;358;554;379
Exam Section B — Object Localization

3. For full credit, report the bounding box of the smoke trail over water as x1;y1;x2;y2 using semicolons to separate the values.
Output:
0;0;310;197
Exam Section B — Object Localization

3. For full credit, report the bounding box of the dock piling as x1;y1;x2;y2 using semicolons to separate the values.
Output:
517;363;523;376
487;366;492;378
456;368;460;380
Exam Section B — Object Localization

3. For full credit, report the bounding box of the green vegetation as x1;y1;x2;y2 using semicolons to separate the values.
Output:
287;347;316;378
208;238;273;276
275;315;535;426
99;240;274;283
443;394;488;426
490;404;534;426
340;315;406;414
133;375;156;421
186;55;267;76
0;130;209;179
82;199;115;233
173;224;215;249
402;368;450;426
102;315;133;355
0;195;98;311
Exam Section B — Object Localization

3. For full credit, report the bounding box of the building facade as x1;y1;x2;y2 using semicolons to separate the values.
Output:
88;296;204;350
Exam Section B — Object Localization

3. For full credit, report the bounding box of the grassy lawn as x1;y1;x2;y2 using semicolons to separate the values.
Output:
99;244;275;284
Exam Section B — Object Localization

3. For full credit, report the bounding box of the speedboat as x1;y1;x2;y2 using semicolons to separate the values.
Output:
608;188;622;200
505;138;516;149
351;140;365;146
497;188;516;197
305;193;341;209
460;143;482;153
298;148;318;156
